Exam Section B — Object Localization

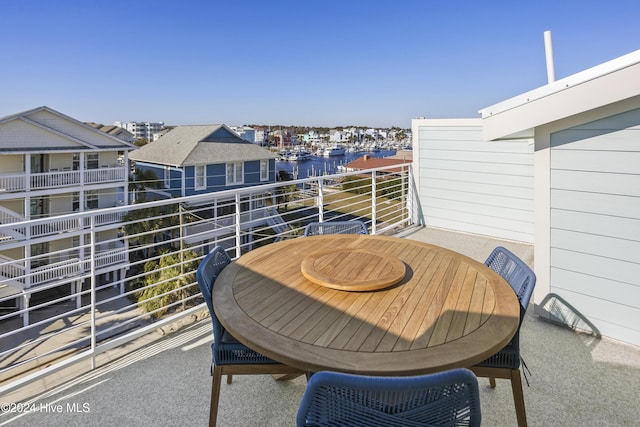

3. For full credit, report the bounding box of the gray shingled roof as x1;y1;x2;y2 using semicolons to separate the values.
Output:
129;124;277;167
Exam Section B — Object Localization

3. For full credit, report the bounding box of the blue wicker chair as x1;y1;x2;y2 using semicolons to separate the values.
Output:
303;220;368;236
196;246;303;427
470;246;537;427
297;368;481;427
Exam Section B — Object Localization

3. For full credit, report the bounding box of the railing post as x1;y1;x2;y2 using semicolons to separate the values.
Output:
371;170;377;235
317;178;324;222
235;192;242;256
408;164;417;225
401;166;407;225
90;215;97;370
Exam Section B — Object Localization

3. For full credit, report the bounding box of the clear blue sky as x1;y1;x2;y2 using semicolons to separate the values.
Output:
1;0;639;128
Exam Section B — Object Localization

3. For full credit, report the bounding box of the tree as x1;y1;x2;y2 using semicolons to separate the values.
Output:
122;203;180;259
136;248;200;318
275;170;296;209
129;168;161;203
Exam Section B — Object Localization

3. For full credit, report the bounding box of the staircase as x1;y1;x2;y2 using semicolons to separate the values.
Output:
0;206;26;243
265;206;291;240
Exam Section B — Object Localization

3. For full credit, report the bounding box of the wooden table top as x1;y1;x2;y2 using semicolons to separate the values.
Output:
213;234;520;376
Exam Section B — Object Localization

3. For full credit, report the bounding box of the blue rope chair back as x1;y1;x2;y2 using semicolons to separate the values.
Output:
304;220;368;236
297;369;481;427
196;246;232;346
484;246;536;321
476;246;537;373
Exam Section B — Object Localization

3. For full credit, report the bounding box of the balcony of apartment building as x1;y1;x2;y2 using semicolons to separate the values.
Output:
0;188;129;326
0;153;128;194
0;164;638;426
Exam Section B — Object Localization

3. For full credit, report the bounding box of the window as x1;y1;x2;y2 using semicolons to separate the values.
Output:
86;153;99;169
260;160;269;181
226;162;243;185
195;165;206;190
31;242;49;267
86;190;99;209
30;197;49;218
164;166;171;188
31;154;46;173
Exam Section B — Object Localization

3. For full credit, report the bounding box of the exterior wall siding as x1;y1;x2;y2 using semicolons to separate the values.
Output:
413;119;534;243
550;109;640;346
136;159;275;198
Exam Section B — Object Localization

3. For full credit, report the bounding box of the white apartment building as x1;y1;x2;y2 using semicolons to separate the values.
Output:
114;120;164;142
254;128;270;145
229;126;256;143
0;107;137;324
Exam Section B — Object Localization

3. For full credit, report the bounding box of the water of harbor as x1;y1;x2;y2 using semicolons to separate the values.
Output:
276;150;397;180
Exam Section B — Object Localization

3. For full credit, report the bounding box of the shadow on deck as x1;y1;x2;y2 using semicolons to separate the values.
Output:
2;227;638;426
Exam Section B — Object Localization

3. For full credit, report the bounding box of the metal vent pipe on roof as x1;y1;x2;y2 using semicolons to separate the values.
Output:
544;30;555;83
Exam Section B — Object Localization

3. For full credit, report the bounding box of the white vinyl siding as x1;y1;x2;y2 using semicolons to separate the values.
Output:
549;109;640;346
414;120;534;243
226;162;243;185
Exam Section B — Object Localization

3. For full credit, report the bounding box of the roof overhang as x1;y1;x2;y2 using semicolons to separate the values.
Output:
479;49;640;141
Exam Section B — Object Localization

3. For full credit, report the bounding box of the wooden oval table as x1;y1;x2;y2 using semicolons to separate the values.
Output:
213;234;520;375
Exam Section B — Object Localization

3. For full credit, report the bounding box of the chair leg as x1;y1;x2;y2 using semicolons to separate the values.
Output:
209;366;223;427
489;377;496;388
226;374;233;384
510;369;527;427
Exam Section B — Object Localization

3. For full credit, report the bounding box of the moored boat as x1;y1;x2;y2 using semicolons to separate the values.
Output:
323;144;346;157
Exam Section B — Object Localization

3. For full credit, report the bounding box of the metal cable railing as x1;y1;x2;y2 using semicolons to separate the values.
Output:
0;164;416;394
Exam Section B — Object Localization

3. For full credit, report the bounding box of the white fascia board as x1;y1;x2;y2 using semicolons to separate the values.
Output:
480;49;640;141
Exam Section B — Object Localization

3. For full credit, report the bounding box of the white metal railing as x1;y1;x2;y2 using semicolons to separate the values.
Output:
0;164;416;395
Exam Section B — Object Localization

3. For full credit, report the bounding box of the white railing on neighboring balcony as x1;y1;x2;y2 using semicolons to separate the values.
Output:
31;170;80;189
0;255;25;289
84;167;127;185
0;173;25;192
30;217;83;238
94;246;128;270
0;211;124;246
0;166;127;193
31;258;83;285
0;164;417;396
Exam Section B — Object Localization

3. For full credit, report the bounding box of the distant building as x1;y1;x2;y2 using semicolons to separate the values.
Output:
86;122;135;143
253;127;270;146
0;106;136;323
129;124;278;199
129;124;284;252
303;130;322;146
329;130;348;143
114;120;164;142
229;126;256;143
342;154;411;174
